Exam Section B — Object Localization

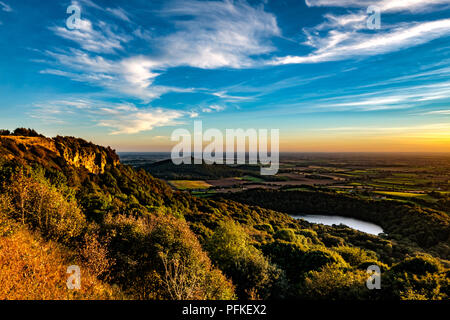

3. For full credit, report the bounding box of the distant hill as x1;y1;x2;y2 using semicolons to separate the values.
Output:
138;158;287;181
141;158;257;180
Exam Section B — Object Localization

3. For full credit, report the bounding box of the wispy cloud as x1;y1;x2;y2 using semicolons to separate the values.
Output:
44;0;280;103
30;99;94;123
212;91;253;102
158;0;280;69
42;50;177;101
316;80;450;111
106;7;132;22
31;99;186;134
254;78;450;116
213;74;333;102
201;105;225;113
271;19;450;65
0;1;12;12
152;135;169;140
270;0;450;65
188;111;199;118
419;109;450;115
314;123;450;137
98;108;183;134
50;18;131;54
315;13;367;31
73;0;103;10
305;0;450;13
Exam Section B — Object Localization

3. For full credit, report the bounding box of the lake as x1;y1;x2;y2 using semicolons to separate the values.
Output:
291;214;384;235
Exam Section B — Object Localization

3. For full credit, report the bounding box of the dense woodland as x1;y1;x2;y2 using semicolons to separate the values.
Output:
0;130;449;300
137;158;287;182
222;189;450;259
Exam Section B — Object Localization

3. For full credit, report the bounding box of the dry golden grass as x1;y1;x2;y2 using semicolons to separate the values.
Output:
0;222;122;300
168;180;211;190
0;136;57;153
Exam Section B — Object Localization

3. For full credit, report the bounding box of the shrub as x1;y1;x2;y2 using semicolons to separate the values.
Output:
300;265;368;300
6;172;86;242
274;228;296;242
297;229;319;242
0;227;121;300
262;239;308;286
391;255;443;275
79;228;114;279
301;248;348;271
334;246;378;266
322;234;345;247
0;194;16;237
207;220;287;299
357;260;389;272
384;269;449;300
254;223;274;233
104;214;235;300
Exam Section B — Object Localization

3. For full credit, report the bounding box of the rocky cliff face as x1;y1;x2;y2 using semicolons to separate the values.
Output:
0;134;119;174
53;136;120;174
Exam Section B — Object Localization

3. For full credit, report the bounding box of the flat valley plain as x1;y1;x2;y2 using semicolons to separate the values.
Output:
120;152;450;211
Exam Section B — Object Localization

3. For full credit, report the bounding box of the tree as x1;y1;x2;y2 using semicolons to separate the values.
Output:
8;171;31;225
207;220;287;299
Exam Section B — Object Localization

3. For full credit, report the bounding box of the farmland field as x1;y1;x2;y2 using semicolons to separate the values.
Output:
122;152;450;213
168;180;211;190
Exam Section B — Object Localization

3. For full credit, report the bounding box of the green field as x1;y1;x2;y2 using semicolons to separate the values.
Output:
236;175;264;183
373;191;435;201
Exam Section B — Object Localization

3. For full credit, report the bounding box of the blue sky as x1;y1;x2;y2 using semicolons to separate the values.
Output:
1;0;450;151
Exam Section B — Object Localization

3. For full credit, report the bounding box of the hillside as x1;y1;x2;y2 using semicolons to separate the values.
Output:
0;130;119;174
223;189;450;259
137;158;257;180
0;213;120;300
0;129;449;300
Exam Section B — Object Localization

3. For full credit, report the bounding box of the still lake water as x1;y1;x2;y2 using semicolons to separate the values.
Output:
292;215;384;235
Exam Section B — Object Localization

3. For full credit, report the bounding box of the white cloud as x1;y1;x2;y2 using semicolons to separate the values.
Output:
312;80;450;111
305;0;450;13
272;19;450;64
30;99;94;123
201;105;225;113
74;0;103;10
261;78;450;115
420;109;450;115
305;0;375;7
106;7;132;22
159;0;280;69
317;13;367;30
188;111;199;118
98;108;184;134
133;27;153;41
46;0;280;102
0;1;12;12
40;69;71;77
31;99;186;134
51;19;130;54
43;50;174;101
97;104;138;115
120;56;160;89
152;135;168;140
314;123;450;135
212;91;252;101
275;1;450;65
